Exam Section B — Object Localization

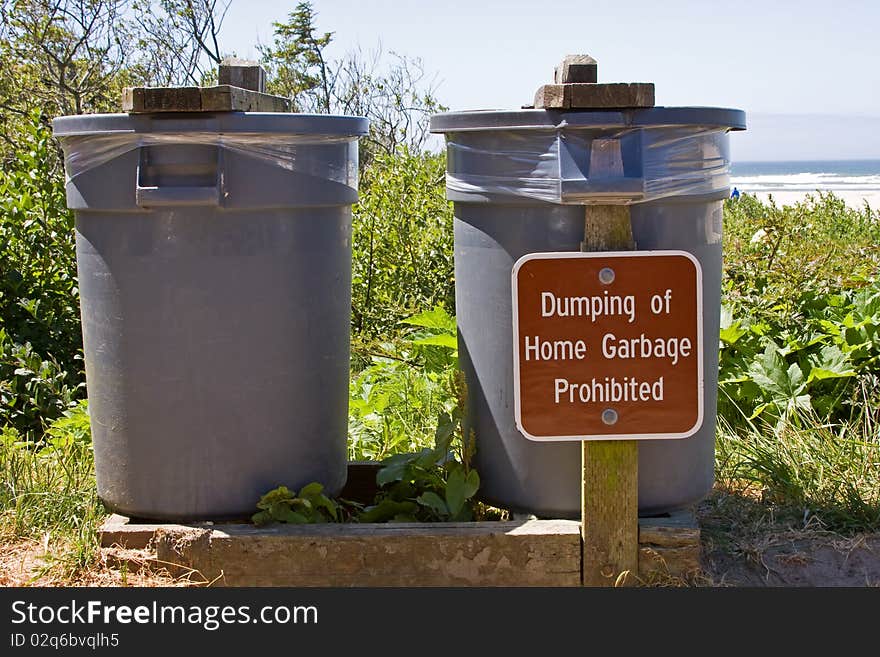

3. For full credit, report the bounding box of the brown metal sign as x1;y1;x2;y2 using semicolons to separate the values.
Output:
512;251;703;441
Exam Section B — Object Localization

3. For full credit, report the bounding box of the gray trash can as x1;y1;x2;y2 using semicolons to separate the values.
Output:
53;112;368;520
431;107;745;517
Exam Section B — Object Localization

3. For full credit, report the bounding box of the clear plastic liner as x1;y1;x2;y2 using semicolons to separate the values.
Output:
57;133;359;190
444;125;731;204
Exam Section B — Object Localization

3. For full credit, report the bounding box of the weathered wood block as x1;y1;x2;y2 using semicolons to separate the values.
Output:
534;83;655;109
534;84;571;109
122;85;292;113
154;520;583;587
554;55;598;84
219;58;266;92
570;82;654;109
102;511;700;585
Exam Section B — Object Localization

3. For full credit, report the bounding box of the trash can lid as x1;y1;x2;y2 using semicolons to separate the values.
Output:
53;112;369;137
430;107;746;133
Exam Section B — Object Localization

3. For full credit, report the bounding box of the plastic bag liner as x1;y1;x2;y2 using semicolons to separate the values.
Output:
442;125;732;205
57;132;359;191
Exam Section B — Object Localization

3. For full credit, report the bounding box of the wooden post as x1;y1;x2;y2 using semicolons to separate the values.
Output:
218;57;267;92
580;205;639;586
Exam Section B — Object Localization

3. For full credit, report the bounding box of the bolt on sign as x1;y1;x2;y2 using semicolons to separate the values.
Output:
512;251;703;441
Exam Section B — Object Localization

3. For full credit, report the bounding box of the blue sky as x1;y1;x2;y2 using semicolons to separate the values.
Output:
221;0;880;161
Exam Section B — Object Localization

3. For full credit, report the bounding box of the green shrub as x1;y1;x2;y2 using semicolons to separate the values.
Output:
723;192;880;305
0;333;81;437
719;194;880;427
351;148;454;340
0;112;83;437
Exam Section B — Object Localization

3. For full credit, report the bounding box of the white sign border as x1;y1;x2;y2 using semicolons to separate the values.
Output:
511;250;704;442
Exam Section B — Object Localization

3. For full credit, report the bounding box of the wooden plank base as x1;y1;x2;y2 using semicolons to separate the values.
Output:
99;509;700;586
153;520;582;587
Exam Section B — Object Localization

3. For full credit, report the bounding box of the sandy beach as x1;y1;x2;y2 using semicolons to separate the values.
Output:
741;190;880;210
730;160;880;211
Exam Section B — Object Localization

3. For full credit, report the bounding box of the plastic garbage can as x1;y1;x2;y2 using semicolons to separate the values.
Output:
53;112;368;520
431;107;745;517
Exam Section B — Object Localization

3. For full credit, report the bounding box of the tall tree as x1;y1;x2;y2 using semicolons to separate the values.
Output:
259;2;332;113
259;2;444;161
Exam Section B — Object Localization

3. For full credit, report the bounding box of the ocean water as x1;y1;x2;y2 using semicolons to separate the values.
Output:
730;159;880;195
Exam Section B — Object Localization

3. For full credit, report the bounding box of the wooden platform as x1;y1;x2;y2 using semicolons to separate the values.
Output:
100;509;699;587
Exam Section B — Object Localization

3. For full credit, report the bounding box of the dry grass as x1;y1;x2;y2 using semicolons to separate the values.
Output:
0;537;195;587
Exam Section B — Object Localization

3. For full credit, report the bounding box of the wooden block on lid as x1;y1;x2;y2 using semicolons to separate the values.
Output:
122;85;292;113
534;82;655;109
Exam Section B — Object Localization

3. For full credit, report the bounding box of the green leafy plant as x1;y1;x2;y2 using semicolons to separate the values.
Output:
0;333;82;440
358;365;479;523
713;193;880;533
718;278;880;427
254;416;482;526
349;305;459;460
361;423;478;523
252;483;342;526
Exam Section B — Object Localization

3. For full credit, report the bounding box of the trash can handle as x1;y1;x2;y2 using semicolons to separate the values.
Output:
135;144;222;208
559;136;645;204
135;184;220;207
560;178;645;203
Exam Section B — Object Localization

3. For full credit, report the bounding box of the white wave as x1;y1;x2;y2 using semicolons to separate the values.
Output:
731;172;880;192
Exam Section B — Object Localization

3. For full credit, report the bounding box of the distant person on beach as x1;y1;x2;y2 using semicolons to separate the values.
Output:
731;187;740;199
